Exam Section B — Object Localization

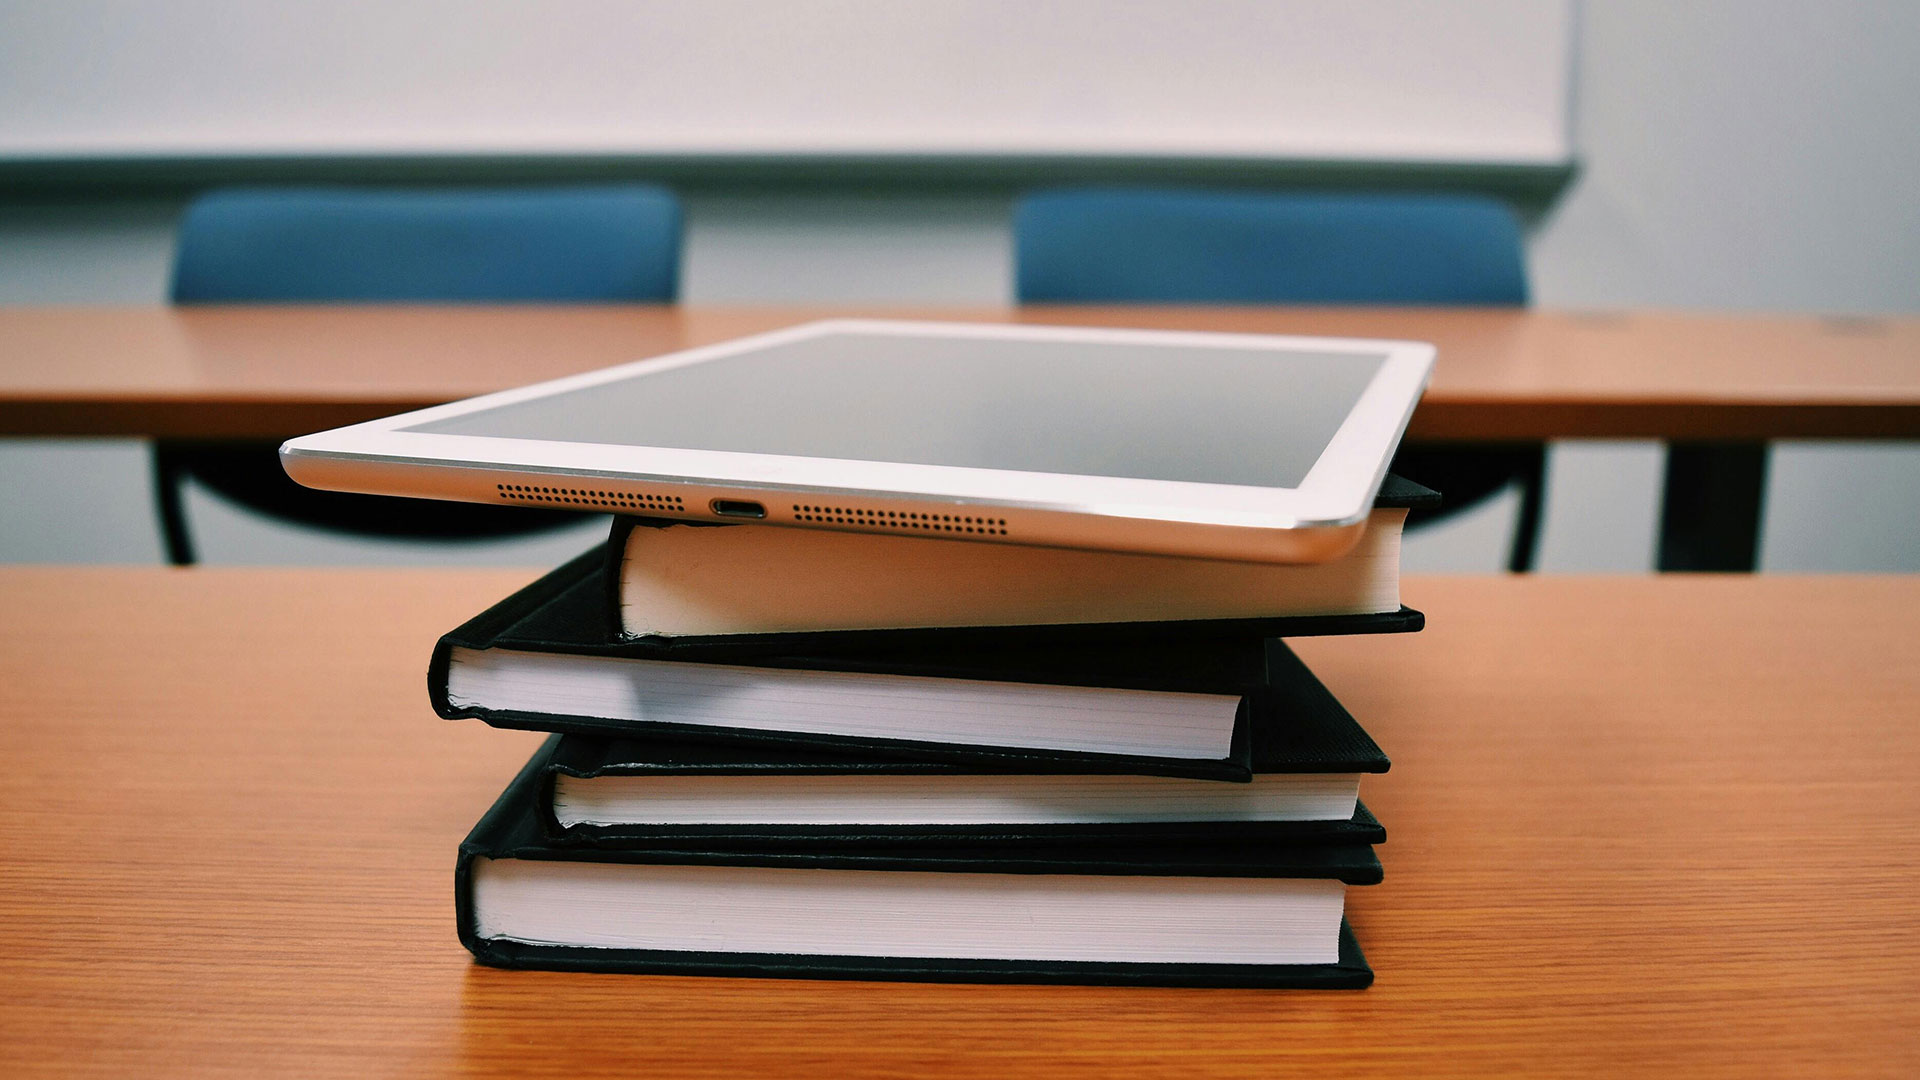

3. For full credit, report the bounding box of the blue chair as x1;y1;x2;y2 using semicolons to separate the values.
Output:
158;185;683;564
1015;188;1543;571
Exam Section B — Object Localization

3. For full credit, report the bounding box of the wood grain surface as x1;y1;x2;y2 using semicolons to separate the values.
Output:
3;304;1918;439
1;569;1917;1078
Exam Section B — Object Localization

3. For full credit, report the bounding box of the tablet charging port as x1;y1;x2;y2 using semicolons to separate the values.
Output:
710;499;766;519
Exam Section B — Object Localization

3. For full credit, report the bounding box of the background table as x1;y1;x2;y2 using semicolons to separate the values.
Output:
1;569;1914;1077
4;305;1917;440
4;305;1918;572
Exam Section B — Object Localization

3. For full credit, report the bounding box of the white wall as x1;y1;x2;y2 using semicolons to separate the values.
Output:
1530;0;1920;570
0;1;1573;163
1532;0;1920;313
2;0;1916;570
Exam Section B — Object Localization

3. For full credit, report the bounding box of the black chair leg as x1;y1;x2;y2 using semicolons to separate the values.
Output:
1506;448;1547;574
151;444;197;566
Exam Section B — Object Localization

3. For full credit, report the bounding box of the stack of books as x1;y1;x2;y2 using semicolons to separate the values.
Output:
441;476;1434;988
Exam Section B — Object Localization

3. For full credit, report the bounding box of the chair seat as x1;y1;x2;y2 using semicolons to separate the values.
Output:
1014;188;1542;570
160;185;683;564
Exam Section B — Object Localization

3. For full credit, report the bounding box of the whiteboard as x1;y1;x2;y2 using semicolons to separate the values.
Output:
0;0;1574;166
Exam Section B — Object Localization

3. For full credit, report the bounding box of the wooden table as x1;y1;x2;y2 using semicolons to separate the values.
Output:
2;569;1914;1077
4;305;1917;440
4;305;1918;568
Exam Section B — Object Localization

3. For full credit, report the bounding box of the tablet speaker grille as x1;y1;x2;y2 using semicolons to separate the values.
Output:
497;483;685;514
792;504;1009;537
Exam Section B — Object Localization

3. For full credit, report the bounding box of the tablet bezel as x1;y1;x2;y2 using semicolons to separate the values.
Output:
281;320;1434;561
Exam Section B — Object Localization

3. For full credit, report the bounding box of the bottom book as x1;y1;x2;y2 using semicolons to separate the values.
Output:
458;746;1378;988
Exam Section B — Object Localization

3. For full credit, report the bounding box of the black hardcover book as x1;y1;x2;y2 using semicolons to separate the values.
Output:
536;643;1388;847
458;748;1378;988
435;555;1287;780
604;473;1438;647
430;570;1415;783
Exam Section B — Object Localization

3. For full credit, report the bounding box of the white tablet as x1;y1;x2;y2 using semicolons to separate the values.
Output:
281;320;1434;563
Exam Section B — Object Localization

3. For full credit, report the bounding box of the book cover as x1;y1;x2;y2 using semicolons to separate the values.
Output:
432;554;1308;780
457;747;1378;988
430;549;1418;780
538;642;1388;847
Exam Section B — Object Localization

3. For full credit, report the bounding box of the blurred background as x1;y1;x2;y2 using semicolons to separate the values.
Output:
1;0;1915;570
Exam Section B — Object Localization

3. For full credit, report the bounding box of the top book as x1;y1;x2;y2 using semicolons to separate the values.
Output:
611;475;1438;641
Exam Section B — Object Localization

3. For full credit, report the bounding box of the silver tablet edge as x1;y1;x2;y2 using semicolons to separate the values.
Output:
280;444;1370;564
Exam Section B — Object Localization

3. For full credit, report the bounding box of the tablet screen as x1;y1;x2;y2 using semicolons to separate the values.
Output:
405;331;1385;489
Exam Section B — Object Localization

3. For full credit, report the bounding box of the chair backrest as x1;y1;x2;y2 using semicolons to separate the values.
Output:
171;185;682;303
1014;189;1527;305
